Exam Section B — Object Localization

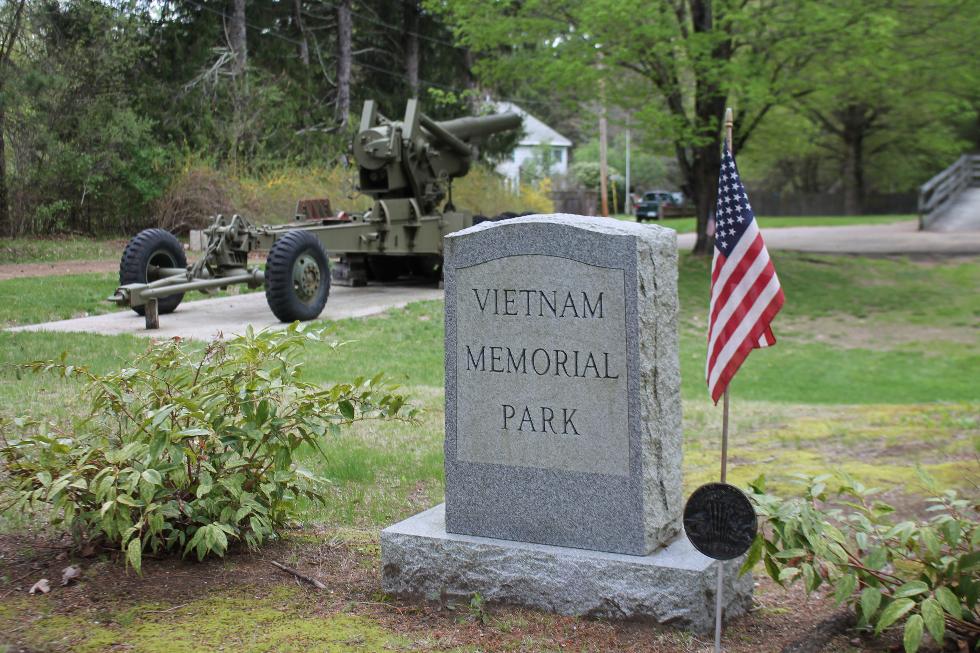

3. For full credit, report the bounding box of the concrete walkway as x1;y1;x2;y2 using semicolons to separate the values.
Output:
9;283;444;341
677;219;980;255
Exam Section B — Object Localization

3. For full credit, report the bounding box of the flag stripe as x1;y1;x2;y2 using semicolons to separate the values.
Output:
706;258;776;374
708;232;768;335
708;274;782;392
710;290;784;402
705;146;784;403
706;235;772;369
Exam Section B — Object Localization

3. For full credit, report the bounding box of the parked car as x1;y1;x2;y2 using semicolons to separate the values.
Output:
635;190;676;222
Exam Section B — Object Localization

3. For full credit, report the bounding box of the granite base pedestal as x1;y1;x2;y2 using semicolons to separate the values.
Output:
381;504;753;634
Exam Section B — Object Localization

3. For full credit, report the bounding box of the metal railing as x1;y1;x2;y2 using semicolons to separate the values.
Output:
918;154;980;230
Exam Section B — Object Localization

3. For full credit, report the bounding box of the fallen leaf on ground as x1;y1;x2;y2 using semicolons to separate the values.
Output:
29;579;50;595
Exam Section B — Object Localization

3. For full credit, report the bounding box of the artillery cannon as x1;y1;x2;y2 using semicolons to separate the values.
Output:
109;99;522;328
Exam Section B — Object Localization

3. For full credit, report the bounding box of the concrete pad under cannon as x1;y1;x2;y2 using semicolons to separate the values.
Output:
381;504;753;634
8;284;444;341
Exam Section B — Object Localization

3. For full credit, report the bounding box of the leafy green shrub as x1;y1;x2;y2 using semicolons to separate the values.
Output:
453;165;554;216
0;325;414;572
744;472;979;651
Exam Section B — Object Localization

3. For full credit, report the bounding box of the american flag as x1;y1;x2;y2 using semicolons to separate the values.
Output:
706;146;784;403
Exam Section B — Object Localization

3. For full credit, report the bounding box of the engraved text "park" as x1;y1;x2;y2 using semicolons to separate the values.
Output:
502;404;579;435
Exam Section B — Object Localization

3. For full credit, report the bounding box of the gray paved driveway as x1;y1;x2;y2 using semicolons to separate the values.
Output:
677;219;980;255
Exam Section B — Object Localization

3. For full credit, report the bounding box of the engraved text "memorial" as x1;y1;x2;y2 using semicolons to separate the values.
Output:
465;345;619;379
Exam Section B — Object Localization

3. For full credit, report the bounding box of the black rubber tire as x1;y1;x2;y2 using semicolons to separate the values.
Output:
119;228;188;316
264;230;330;322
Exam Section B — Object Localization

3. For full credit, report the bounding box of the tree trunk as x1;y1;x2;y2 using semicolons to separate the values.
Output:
230;0;247;76
688;0;732;255
838;104;871;215
690;139;724;255
293;0;309;66
841;133;863;215
0;0;27;237
403;0;420;97
688;94;729;256
227;0;248;165
336;0;352;124
0;103;9;237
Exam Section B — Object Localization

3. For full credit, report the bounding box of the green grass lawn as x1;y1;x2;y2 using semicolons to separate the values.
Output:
613;213;915;232
0;272;262;327
0;251;976;531
0;272;123;326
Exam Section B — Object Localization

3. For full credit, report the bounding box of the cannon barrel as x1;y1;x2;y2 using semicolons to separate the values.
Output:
419;113;474;158
418;112;522;158
436;112;522;141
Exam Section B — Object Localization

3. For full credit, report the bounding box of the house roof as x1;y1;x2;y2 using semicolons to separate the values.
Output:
493;101;573;148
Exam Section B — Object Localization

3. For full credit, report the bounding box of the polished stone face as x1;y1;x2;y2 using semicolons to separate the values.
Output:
443;214;683;555
454;254;629;477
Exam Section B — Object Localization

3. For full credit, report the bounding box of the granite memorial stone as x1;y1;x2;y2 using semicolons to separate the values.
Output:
381;215;752;632
443;214;682;555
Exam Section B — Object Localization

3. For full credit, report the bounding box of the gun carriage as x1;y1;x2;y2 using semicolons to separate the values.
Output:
109;99;522;328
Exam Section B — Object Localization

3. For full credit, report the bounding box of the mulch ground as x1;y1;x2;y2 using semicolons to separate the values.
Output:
0;528;932;653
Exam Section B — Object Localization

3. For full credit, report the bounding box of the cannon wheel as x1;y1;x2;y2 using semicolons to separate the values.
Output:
119;228;188;316
265;230;330;322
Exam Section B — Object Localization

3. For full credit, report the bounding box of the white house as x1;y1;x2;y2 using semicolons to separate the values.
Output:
492;101;572;186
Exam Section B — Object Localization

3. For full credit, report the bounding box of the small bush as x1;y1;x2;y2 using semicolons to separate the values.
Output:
236;165;371;225
154;164;240;234
745;472;979;652
453;165;554;216
0;325;414;572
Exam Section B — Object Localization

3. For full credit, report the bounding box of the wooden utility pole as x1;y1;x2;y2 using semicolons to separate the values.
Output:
624;120;632;215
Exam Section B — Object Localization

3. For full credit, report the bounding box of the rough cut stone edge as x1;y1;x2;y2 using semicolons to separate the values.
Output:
381;504;753;634
632;218;683;551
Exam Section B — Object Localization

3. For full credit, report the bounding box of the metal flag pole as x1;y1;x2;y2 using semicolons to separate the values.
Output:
714;107;735;653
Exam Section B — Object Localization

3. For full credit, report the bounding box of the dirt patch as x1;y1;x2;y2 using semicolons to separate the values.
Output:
781;315;978;349
0;251;267;281
0;528;903;653
0;260;119;281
